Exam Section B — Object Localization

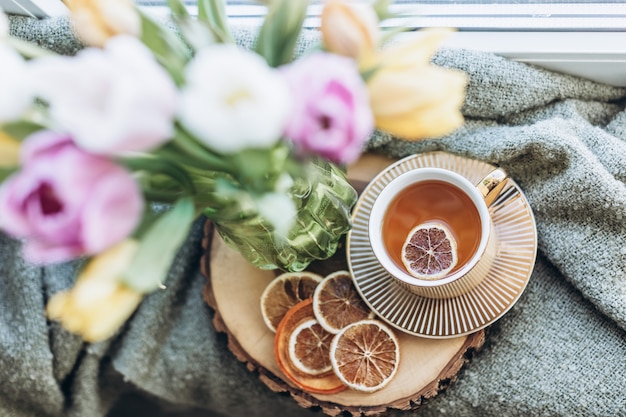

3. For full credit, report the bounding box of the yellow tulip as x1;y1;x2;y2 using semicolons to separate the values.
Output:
367;29;468;140
0;131;20;167
46;240;143;343
374;28;454;71
67;0;141;47
321;0;379;61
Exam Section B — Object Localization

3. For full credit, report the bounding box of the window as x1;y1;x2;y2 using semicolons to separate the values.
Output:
4;0;626;85
0;0;66;17
141;0;626;87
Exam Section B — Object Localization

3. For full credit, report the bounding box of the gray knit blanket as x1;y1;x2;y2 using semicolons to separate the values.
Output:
2;15;626;417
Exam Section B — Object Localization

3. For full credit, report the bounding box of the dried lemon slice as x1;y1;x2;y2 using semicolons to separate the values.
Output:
260;271;323;332
274;299;346;394
288;318;333;376
401;223;458;280
330;319;399;393
312;270;374;334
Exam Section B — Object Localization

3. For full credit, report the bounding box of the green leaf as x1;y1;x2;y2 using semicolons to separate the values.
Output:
197;0;234;44
171;123;234;173
373;0;395;21
227;144;293;193
179;20;218;51
0;120;45;142
138;11;192;86
167;0;217;51
120;154;196;195
254;0;310;67
167;0;191;19
202;178;258;221
122;197;196;293
0;167;17;182
360;62;382;82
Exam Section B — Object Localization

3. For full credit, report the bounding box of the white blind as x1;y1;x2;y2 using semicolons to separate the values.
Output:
134;1;626;31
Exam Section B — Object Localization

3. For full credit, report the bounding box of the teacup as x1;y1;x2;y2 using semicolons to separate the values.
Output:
368;166;508;299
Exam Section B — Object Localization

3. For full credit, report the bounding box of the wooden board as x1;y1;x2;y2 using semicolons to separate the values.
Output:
200;154;485;416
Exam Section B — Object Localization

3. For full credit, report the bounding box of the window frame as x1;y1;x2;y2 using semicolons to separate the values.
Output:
0;0;66;18
4;0;626;86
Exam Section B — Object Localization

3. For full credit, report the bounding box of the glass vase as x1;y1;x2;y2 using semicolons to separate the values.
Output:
213;160;357;272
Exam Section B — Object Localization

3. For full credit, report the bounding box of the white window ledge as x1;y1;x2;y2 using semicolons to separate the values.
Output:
441;31;626;87
3;1;626;86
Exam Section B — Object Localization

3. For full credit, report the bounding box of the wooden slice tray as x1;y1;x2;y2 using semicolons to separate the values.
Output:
200;154;485;416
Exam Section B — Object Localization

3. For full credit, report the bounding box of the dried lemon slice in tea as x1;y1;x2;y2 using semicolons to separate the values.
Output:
275;299;346;394
330;320;400;393
288;318;333;376
312;270;374;334
260;271;323;332
401;223;458;280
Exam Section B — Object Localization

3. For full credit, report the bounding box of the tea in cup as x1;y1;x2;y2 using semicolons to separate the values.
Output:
368;166;508;299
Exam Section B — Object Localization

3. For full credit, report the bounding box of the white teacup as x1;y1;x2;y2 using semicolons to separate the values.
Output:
368;166;508;299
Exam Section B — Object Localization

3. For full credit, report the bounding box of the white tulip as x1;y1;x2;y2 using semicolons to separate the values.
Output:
178;44;292;154
30;35;178;155
0;45;33;122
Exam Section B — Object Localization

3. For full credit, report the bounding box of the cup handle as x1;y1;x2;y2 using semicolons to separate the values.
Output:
476;168;509;207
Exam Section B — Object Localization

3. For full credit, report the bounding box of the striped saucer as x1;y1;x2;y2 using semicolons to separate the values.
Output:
347;152;537;339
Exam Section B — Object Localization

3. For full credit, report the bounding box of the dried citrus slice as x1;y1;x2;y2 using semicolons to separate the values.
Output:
275;299;346;394
260;271;323;332
288;318;333;376
329;320;400;393
401;223;458;280
312;270;374;334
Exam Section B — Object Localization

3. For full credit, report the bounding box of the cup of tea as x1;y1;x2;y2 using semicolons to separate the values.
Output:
368;166;508;299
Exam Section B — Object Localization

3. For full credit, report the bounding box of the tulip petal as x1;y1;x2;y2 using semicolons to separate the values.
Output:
378;28;455;70
367;27;467;141
0;132;144;263
30;36;177;155
80;288;142;342
370;65;467;116
68;0;140;47
282;52;374;164
179;45;292;154
375;98;465;140
321;0;379;60
0;45;33;123
81;170;144;254
46;240;143;342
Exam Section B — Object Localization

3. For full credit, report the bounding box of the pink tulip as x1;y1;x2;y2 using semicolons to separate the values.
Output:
0;131;144;264
282;52;373;165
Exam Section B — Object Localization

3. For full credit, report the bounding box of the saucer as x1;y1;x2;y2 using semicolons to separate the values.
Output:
347;152;537;338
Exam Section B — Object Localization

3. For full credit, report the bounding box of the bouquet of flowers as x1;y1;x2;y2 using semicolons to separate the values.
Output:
0;0;466;342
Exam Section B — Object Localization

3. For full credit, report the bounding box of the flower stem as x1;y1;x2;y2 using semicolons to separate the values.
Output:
172;124;234;174
197;0;235;44
120;154;197;194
